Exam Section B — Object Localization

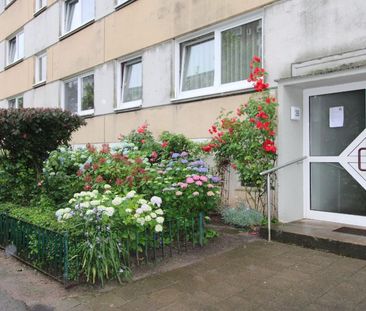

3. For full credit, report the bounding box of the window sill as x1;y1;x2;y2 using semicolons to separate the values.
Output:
171;88;255;104
79;110;95;118
4;58;24;70
33;6;47;18
4;0;16;10
114;104;142;113
33;81;46;89
115;0;137;11
59;20;95;41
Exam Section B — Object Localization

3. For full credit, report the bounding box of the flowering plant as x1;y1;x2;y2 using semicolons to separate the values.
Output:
202;57;277;210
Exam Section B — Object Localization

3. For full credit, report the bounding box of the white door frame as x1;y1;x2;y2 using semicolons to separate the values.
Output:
303;81;366;226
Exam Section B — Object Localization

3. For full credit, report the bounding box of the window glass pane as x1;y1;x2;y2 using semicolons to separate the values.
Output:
82;0;94;22
8;37;16;64
221;20;262;84
8;99;16;109
122;60;142;102
182;37;214;91
65;79;78;113
41;55;47;81
310;90;366;156
18;32;24;59
81;75;94;111
65;0;81;32
17;97;23;108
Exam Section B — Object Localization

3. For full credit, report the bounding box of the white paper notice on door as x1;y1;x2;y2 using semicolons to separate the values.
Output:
329;106;344;128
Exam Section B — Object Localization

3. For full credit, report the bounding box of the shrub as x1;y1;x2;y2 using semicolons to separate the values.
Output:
0;108;85;174
221;203;263;228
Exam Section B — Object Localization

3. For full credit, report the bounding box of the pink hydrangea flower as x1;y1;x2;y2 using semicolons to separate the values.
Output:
195;181;203;186
192;192;199;196
207;184;214;188
199;176;208;182
186;177;194;184
193;175;200;181
180;183;188;189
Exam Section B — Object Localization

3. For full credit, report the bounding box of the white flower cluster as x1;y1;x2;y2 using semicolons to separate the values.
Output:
56;189;115;222
55;208;73;222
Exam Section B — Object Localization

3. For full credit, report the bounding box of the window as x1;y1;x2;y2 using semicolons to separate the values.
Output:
5;0;15;7
35;0;47;12
176;18;262;99
7;30;24;66
35;52;47;84
118;57;142;109
63;0;94;34
64;73;94;115
8;96;23;109
116;0;129;5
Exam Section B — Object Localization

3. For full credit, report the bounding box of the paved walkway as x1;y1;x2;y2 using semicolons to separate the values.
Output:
55;240;366;311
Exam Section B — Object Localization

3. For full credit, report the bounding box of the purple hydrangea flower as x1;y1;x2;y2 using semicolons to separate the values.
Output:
211;176;221;183
172;153;180;159
181;159;188;164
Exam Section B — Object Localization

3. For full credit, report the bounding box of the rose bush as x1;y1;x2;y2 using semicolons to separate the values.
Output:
202;56;277;210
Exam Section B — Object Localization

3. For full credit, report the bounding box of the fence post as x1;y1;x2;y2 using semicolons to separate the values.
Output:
63;232;69;287
199;212;204;247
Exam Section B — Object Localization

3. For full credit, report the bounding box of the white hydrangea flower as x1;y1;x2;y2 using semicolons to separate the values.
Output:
112;197;123;206
80;202;90;208
85;210;94;216
150;212;157;219
125;208;132;213
126;190;136;199
141;204;151;212
155;224;163;232
104;207;115;217
150;196;162;207
136;218;145;225
138;199;148;205
104;184;112;190
68;198;76;204
90;200;101;206
55;209;64;218
156;209;164;215
63;213;72;220
105;190;112;194
64;208;71;213
145;215;152;222
156;217;164;224
135;208;143;215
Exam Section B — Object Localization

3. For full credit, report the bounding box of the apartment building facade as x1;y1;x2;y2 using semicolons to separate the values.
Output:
1;0;366;227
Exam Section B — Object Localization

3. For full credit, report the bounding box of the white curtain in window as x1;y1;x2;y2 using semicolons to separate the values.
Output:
17;32;24;60
8;38;16;64
182;37;214;91
122;60;142;103
81;75;94;111
65;79;78;113
65;0;80;32
221;20;262;84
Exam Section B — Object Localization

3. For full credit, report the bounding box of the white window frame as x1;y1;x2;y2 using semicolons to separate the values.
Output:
116;55;143;110
62;0;95;35
116;0;129;6
174;12;263;100
6;30;24;66
5;0;15;8
7;95;23;109
35;0;47;13
34;52;47;85
63;72;94;116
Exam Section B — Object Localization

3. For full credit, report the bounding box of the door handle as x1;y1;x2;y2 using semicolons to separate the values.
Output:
358;148;366;171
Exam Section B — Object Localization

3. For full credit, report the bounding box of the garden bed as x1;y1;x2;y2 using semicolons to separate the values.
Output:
0;212;206;287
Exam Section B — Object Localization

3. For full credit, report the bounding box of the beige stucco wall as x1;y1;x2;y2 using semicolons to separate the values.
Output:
0;58;34;99
0;0;32;40
71;93;250;144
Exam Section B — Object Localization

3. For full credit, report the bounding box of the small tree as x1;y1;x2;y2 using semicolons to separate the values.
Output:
0;108;85;175
202;57;277;211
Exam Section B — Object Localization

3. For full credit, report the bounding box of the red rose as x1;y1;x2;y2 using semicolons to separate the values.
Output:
161;141;169;148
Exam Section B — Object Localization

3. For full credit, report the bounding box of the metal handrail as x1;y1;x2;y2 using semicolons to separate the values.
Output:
260;155;307;242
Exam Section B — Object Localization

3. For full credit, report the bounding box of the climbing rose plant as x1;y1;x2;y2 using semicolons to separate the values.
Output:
202;56;277;209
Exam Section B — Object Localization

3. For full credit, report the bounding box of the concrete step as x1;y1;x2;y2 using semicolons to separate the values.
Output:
260;219;366;260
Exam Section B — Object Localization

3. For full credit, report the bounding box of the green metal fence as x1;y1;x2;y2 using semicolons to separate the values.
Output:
0;212;205;287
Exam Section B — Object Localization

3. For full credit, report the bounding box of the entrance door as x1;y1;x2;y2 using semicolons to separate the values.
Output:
305;83;366;226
